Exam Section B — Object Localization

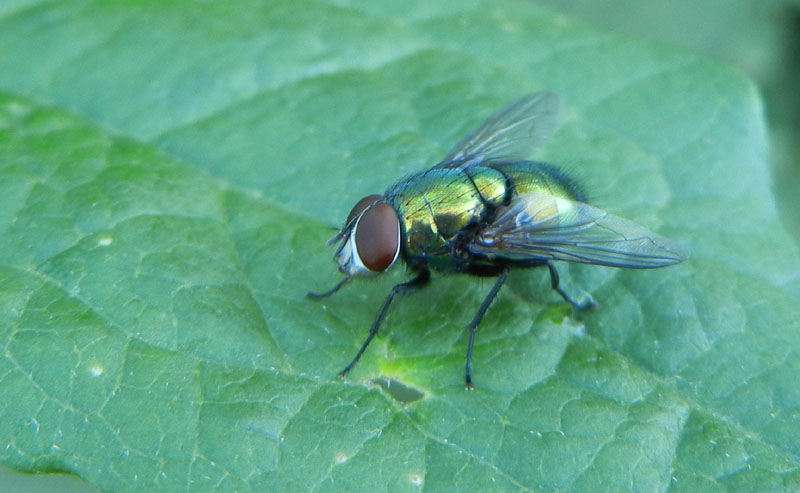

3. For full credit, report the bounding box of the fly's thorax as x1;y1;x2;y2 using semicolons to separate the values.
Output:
464;167;508;208
387;168;509;260
333;194;401;277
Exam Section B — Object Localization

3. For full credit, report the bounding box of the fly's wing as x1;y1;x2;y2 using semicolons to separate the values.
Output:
435;92;560;170
469;192;689;268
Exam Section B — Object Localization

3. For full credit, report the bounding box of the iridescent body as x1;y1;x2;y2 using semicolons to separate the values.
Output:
387;162;580;273
309;92;688;388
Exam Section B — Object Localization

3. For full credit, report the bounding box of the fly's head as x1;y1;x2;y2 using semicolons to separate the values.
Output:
329;194;401;277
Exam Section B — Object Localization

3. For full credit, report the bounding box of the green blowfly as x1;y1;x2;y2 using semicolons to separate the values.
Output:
309;92;688;388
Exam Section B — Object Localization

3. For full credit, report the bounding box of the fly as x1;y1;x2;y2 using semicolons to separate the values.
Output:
308;92;688;388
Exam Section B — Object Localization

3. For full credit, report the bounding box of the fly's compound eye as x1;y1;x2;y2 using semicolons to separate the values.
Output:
353;202;400;272
346;194;385;226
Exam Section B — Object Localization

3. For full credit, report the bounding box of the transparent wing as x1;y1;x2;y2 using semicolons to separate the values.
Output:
469;192;689;268
435;92;560;170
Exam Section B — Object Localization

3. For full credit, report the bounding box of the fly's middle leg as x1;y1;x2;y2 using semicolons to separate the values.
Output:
465;268;509;389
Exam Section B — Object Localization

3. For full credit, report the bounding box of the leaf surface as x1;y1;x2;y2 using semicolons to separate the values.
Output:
1;1;800;491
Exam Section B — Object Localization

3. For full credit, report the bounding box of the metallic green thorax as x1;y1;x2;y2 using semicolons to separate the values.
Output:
387;161;582;271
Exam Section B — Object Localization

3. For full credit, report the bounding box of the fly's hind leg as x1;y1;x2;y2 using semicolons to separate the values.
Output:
339;269;431;378
465;268;509;389
547;262;597;310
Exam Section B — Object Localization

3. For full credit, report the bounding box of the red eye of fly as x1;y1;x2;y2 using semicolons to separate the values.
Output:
346;194;385;226
354;202;400;272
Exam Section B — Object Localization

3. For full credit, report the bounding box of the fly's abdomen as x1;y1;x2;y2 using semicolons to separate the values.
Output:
388;168;508;262
491;161;584;202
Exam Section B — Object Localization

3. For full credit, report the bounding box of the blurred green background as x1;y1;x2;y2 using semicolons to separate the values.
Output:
2;0;798;490
537;0;800;245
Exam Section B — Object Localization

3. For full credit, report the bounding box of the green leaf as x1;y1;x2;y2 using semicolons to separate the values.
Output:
2;1;800;491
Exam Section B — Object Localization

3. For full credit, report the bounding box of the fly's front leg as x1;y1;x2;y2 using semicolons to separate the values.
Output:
307;276;352;299
465;268;509;389
339;269;431;378
547;262;596;310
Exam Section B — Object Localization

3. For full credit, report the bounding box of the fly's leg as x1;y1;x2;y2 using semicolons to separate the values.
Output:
339;270;431;378
547;262;597;310
307;277;352;299
465;268;509;389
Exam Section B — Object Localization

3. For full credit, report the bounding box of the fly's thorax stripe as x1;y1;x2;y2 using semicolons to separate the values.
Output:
392;190;445;256
388;169;487;258
427;179;483;237
464;166;508;209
